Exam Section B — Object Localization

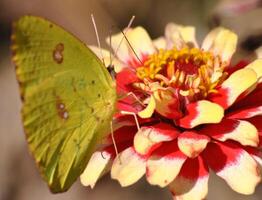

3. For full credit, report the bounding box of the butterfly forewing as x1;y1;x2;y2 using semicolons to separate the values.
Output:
12;16;117;192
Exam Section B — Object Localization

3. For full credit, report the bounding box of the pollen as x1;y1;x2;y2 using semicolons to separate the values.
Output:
136;47;228;100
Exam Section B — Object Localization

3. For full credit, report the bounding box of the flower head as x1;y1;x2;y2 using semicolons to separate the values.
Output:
81;23;262;200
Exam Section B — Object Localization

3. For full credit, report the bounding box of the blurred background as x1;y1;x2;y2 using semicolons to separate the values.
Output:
1;0;262;199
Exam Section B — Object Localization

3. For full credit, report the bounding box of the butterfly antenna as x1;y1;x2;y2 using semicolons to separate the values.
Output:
112;15;136;61
91;14;105;66
120;29;143;65
110;121;122;164
109;28;113;67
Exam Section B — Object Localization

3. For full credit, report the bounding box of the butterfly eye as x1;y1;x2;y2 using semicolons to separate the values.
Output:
107;64;116;79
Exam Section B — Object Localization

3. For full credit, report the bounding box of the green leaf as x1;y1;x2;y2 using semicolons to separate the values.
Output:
11;15;117;193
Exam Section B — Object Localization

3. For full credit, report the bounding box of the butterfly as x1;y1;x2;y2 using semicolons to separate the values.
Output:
11;15;118;193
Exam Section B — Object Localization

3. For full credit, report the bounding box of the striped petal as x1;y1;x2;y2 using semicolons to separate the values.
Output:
211;68;257;109
169;156;209;200
134;123;179;155
80;150;113;188
154;89;183;120
228;87;262;119
203;142;261;195
244;146;262;171
247;116;262;147
111;147;146;187
202;27;237;64
178;100;224;128
146;140;186;187
200;119;259;147
228;106;262;119
177;131;210;158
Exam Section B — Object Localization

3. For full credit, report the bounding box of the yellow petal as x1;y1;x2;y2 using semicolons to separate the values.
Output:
246;59;262;82
221;68;257;107
111;147;146;187
153;37;167;49
202;27;237;64
80;151;112;188
165;23;187;49
138;95;156;118
255;46;262;58
126;26;156;59
177;131;210;158
107;31;130;62
176;24;198;47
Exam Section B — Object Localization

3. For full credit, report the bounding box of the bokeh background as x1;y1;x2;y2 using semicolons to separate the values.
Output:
1;0;262;199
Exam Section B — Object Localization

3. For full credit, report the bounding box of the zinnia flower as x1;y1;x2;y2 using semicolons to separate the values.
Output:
80;23;262;200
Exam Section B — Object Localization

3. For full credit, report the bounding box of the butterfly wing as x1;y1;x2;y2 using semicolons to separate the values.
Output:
11;16;117;192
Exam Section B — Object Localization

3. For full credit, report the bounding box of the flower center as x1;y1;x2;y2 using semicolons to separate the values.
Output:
135;47;228;100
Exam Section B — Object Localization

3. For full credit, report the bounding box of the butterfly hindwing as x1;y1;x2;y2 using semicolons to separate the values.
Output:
12;16;117;192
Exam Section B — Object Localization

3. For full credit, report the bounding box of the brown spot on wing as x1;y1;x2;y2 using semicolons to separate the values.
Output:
53;43;64;64
56;96;69;120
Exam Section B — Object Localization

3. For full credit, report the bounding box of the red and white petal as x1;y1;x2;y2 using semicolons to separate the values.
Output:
153;37;167;49
80;150;113;188
146;140;186;187
247;116;262;147
178;100;224;128
111;147;146;187
228;87;262;119
169;156;209;200
200;119;259;147
177;131;210;158
228;106;262;119
203;142;261;195
246;59;262;82
134;123;179;155
211;68;257;109
153;89;183;120
245;146;262;171
202;27;237;64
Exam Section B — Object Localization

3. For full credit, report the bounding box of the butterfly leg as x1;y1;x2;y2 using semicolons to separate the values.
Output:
110;121;122;164
119;110;140;131
126;92;145;107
